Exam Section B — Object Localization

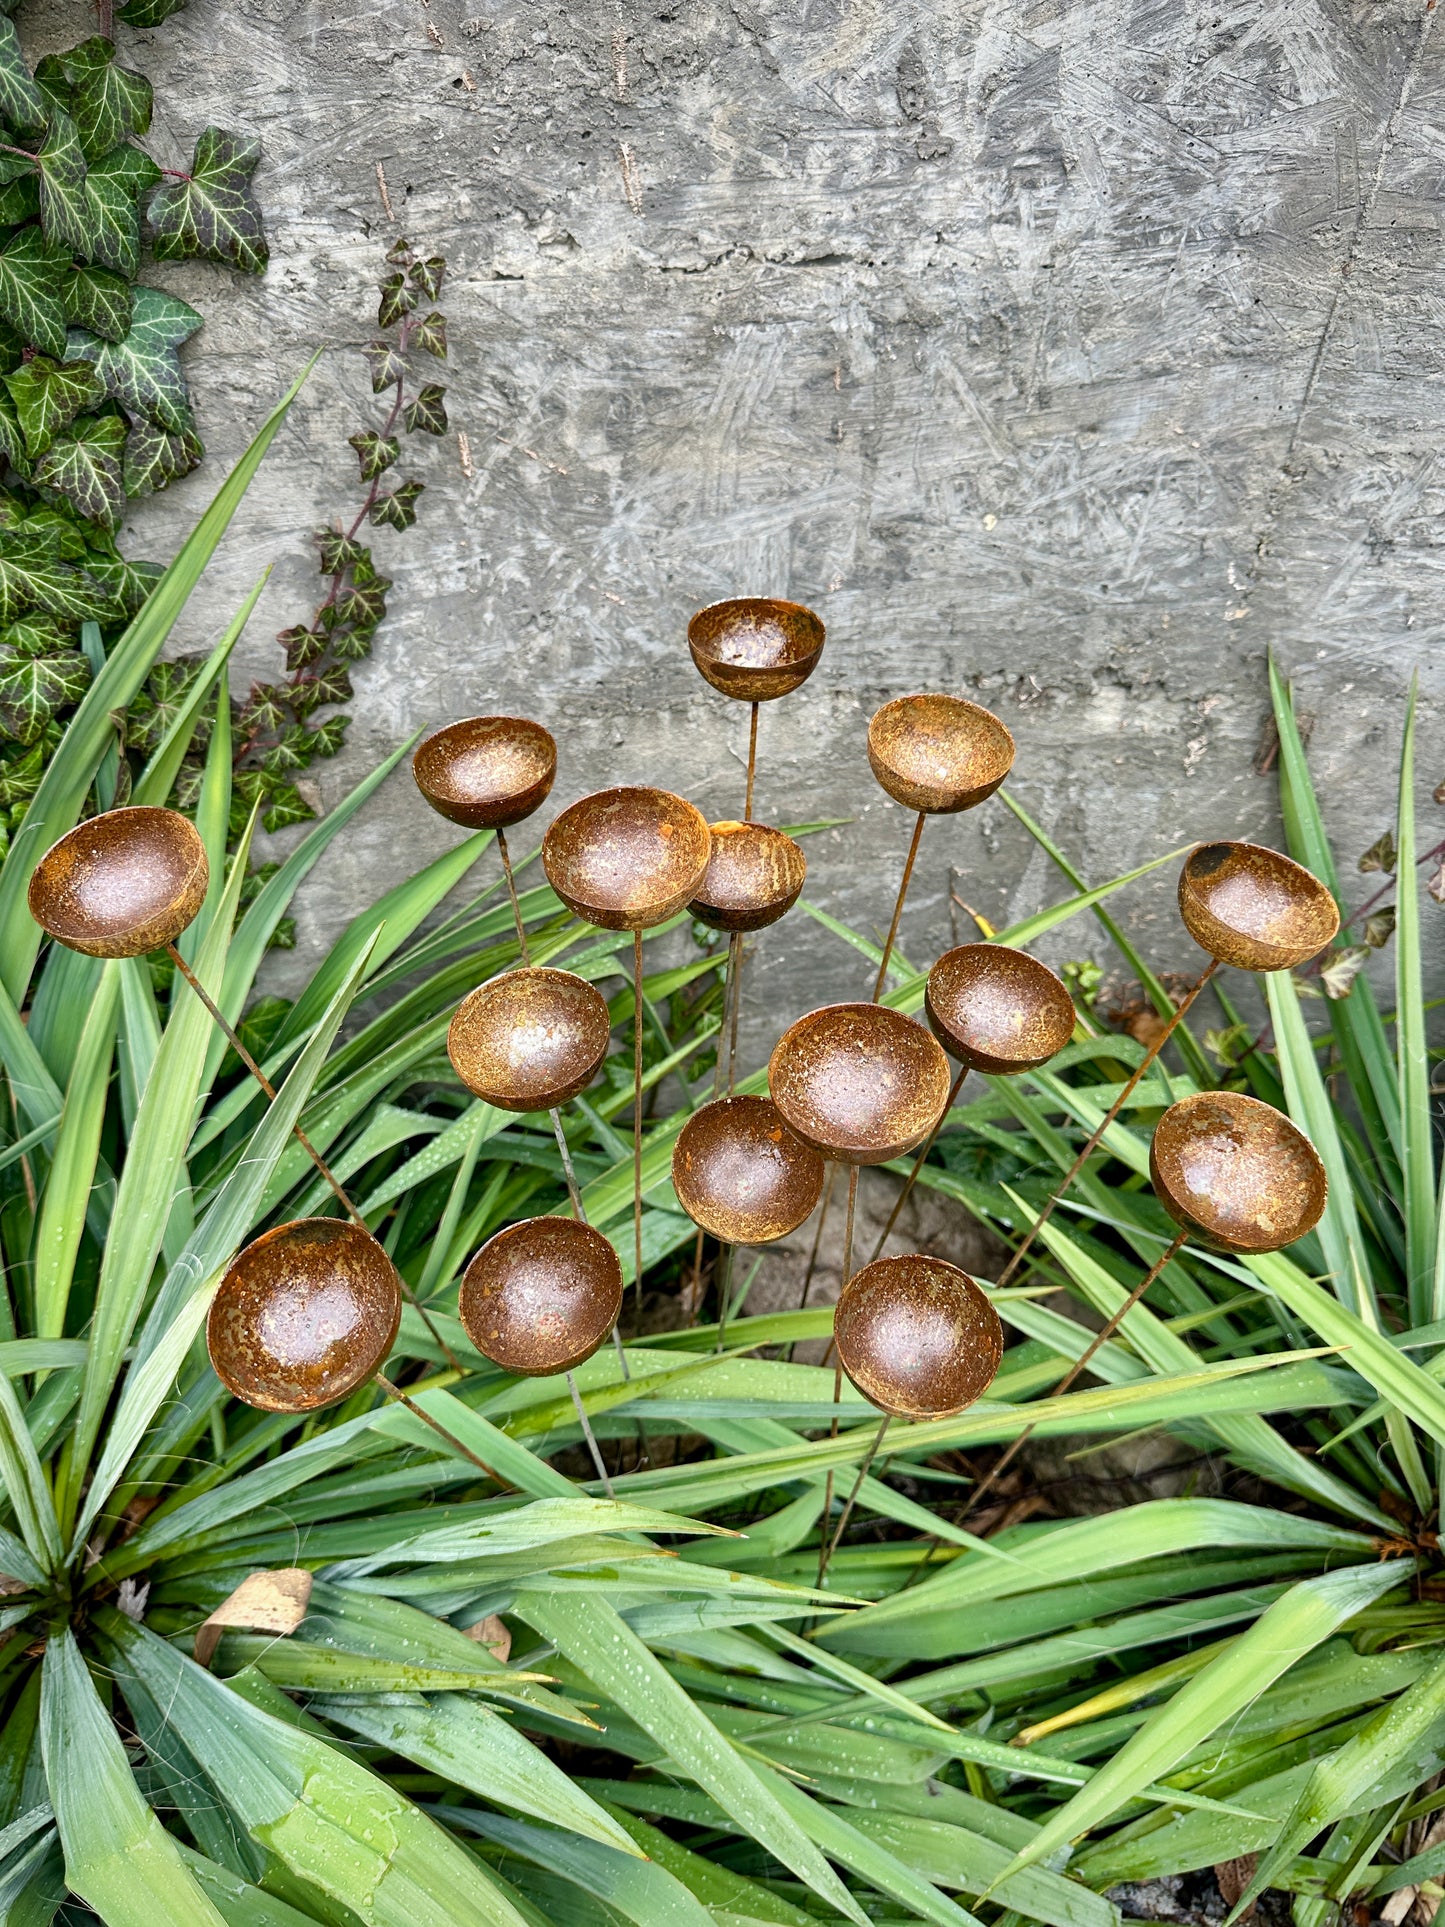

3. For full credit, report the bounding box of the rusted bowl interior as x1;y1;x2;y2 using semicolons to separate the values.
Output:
412;715;557;830
449;968;612;1112
689;821;807;932
672;1095;825;1244
768;1002;951;1165
1150;1091;1327;1254
867;694;1015;815
542;786;711;931
834;1254;1003;1418
687;597;825;703
28;806;208;959
1178;841;1340;973
925;943;1076;1075
459;1216;623;1376
207;1218;401;1413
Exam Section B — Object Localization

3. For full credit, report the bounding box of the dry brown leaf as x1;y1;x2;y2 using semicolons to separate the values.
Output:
195;1567;312;1669
464;1612;511;1663
1215;1854;1259;1923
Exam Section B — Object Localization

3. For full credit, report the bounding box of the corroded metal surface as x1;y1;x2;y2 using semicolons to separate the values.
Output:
768;1001;951;1164
866;694;1015;814
834;1254;1003;1417
542;785;711;930
1177;840;1339;972
671;1094;825;1243
29;807;208;959
459;1215;623;1375
207;1218;402;1413
412;714;557;829
449;967;612;1111
687;597;825;702
688;820;806;931
1150;1090;1327;1253
925;943;1076;1074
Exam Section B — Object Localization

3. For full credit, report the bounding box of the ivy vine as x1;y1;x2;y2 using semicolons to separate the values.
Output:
0;0;265;854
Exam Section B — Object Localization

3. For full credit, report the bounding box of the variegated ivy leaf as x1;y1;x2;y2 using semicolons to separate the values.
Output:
1319;945;1371;1000
74;45;154;160
148;128;267;275
4;356;103;459
279;624;326;672
34;113;96;259
69;285;202;433
364;339;406;392
84;141;160;278
262;780;315;832
369;479;424;531
315;531;369;575
33;412;127;527
117;0;189;22
410;255;446;299
80;544;160;615
0;637;89;742
377;273;415;328
348;430;398;481
62;263;132;343
0;17;46;134
332;575;389;628
0;541;115;624
404;384;447;435
0;614;68;654
411;309;447;358
122;414;202;497
0;389;27;477
0;228;69;359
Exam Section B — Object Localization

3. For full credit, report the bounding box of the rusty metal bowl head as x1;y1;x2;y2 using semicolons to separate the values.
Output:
687;597;825;703
207;1218;402;1413
1150;1091;1327;1254
542;786;711;931
925;943;1076;1075
449;968;612;1112
671;1096;825;1245
834;1255;1003;1418
768;1002;951;1165
28;806;208;959
867;694;1015;815
689;821;807;932
1177;841;1340;973
459;1216;623;1376
412;715;557;830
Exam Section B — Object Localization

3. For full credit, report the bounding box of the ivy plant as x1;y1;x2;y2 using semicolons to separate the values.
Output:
0;3;264;854
231;235;449;847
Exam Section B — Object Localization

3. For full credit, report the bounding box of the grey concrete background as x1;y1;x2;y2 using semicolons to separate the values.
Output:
21;0;1445;1051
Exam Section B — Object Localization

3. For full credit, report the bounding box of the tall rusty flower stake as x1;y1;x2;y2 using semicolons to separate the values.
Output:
458;1215;624;1495
819;1254;1003;1583
28;806;464;1369
995;837;1340;1291
543;787;711;1308
208;1218;505;1480
965;1088;1328;1520
769;1000;951;1565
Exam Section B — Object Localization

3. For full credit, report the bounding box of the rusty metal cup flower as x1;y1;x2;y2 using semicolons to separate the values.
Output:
768;1003;951;1165
1150;1090;1328;1254
867;695;1015;816
28;806;208;958
687;598;825;704
207;1218;402;1413
925;944;1075;1074
542;786;711;931
689;821;806;932
459;1216;623;1377
412;715;557;830
672;1095;825;1246
448;968;611;1113
833;1254;1003;1419
1177;840;1340;972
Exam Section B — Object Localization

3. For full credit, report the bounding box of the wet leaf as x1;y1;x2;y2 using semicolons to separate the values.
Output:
0;17;45;132
69;284;203;433
3;355;103;459
62;262;132;342
35;112;96;258
123;414;203;497
0;638;89;741
0;228;69;359
32;411;127;526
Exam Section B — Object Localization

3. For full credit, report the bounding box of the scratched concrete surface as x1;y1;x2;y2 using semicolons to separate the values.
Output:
21;0;1445;1045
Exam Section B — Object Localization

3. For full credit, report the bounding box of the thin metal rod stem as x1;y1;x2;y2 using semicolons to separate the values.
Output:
996;959;1220;1289
726;931;743;1095
744;701;759;819
496;827;529;965
818;1414;891;1585
633;929;645;1306
963;1227;1188;1522
373;1372;508;1484
715;1243;735;1352
567;1369;615;1498
550;1107;585;1220
816;1165;858;1585
786;1163;837;1363
869;1063;968;1266
873;811;926;1000
168;942;464;1372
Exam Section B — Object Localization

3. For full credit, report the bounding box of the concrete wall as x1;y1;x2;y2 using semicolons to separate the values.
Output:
24;0;1445;1043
